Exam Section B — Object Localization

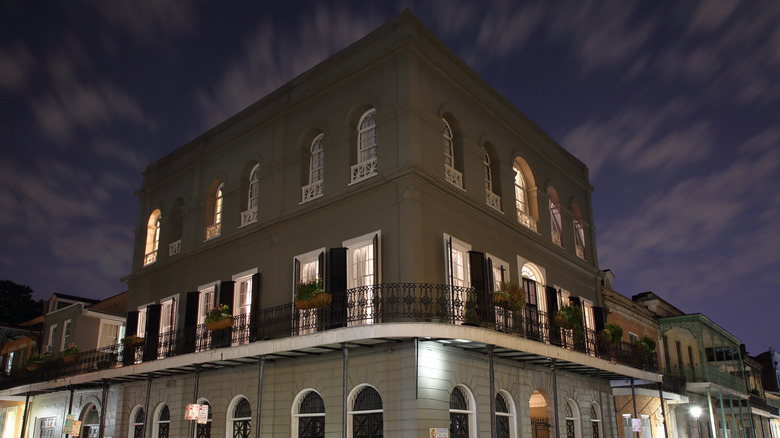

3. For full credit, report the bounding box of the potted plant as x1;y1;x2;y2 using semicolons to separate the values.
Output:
636;335;657;356
122;335;145;347
491;281;525;312
97;353;118;370
25;353;44;371
464;289;480;326
294;277;331;310
598;323;623;344
554;305;582;330
64;343;80;363
205;304;234;331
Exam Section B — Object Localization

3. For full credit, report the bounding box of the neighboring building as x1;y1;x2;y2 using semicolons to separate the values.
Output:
756;348;780;392
0;11;663;438
601;278;686;438
743;349;779;438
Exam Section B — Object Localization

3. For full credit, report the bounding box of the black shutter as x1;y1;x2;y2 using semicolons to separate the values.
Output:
468;251;492;325
250;273;261;339
569;296;581;308
327;247;348;329
182;292;199;354
546;286;560;345
593;306;605;332
294;259;301;287
487;258;494;292
219;281;234;313
318;251;325;280
143;304;161;362
446;237;454;286
372;233;379;285
126;311;138;335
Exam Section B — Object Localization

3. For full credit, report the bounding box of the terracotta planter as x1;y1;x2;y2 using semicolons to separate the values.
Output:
295;292;332;310
26;363;42;371
206;318;234;331
64;353;79;363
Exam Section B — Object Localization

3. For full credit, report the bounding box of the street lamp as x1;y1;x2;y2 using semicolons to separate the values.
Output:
690;406;703;438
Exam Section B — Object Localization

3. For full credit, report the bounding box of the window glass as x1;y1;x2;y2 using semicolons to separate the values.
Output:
310;134;324;184
358;110;377;163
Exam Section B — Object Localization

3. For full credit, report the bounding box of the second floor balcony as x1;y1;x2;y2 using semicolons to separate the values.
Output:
3;283;658;391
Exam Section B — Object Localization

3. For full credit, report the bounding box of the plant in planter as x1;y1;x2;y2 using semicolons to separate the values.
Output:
64;343;80;363
463;289;481;326
636;335;657;356
598;323;623;344
205;304;234;331
97;353;118;370
25;353;44;371
554;305;582;330
491;281;525;312
122;335;145;347
294;277;331;310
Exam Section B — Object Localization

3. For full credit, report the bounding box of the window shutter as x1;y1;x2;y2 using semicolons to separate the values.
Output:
250;273;262;339
468;251;491;324
219;281;234;313
545;286;558;314
318;251;325;280
126;311;138;335
372;233;379;285
592;306;605;332
327;247;347;330
487;258;494;291
182;292;200;354
143;304;161;362
294;258;301;285
446;237;453;286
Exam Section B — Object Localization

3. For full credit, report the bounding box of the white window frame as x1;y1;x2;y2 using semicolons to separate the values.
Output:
449;384;477;437
129;405;145;438
351;109;378;184
444;234;471;288
151;403;169;438
344;231;380;325
248;164;260;210
144;210;162;266
565;399;582;438
137;304;152;337
159;294;178;336
232;268;257;318
227;395;252;438
486;254;510;292
495;390;517;438
97;320;124;349
347;384;383;438
197;282;219;326
61;319;72;352
549;198;563;246
590;402;603;438
518;258;547;314
294;249;325;336
46;324;57;354
309;134;324;184
292;389;325;438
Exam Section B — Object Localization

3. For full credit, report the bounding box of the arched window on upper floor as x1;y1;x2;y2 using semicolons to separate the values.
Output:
547;186;562;247
484;148;501;212
450;385;476;438
293;390;325;438
514;158;538;231
443;118;463;188
348;385;383;438
351;109;377;184
303;134;325;202
205;181;223;240
241;164;260;227
144;209;162;266
572;203;586;260
229;396;251;438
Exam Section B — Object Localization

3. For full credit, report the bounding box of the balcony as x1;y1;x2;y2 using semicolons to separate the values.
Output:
666;362;747;394
168;239;181;256
2;283;658;390
301;180;323;203
517;210;538;232
350;157;377;184
486;190;502;212
143;250;157;266
240;207;257;227
444;164;463;188
204;223;221;241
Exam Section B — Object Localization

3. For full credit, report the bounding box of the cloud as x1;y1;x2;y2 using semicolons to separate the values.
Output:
194;6;385;128
0;43;35;93
87;0;197;43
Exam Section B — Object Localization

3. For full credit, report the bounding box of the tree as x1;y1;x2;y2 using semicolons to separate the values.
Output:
0;280;43;325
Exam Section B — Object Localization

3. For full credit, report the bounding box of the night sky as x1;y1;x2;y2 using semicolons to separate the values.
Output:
1;1;778;355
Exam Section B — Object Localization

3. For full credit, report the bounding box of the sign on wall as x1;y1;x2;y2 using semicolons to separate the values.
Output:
430;428;449;437
185;404;210;424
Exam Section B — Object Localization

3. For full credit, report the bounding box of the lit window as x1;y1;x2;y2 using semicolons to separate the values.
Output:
215;183;224;226
144;209;162;266
233;269;257;345
61;320;71;351
205;182;224;240
45;324;57;354
294;249;325;335
345;232;380;325
159;296;177;357
514;162;537;231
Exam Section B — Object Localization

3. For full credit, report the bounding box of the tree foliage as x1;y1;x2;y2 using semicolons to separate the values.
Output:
0;280;43;325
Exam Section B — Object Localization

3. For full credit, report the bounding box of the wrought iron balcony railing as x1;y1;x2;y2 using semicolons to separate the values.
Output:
3;283;658;390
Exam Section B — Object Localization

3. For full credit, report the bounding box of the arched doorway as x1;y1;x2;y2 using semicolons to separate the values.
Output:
79;403;100;438
530;390;550;438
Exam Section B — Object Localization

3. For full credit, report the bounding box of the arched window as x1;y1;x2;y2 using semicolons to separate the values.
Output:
154;404;170;438
293;390;325;438
229;397;251;438
206;182;224;240
572;204;586;259
442;117;463;188
196;400;212;438
80;403;100;438
248;165;260;210
349;385;383;438
548;186;562;247
450;385;475;438
565;399;581;438
590;403;602;438
484;149;501;211
303;134;325;202
130;406;145;438
144;209;162;266
514;161;537;231
496;390;516;438
352;109;377;183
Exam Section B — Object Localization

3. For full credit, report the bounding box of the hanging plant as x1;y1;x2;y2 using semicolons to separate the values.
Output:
636;335;657;355
294;277;331;310
554;305;582;330
491;281;525;312
598;323;623;344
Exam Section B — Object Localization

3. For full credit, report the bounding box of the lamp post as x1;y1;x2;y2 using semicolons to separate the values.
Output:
691;406;703;438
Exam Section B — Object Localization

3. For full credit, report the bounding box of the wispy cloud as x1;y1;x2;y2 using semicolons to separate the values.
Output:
0;43;35;93
87;0;197;43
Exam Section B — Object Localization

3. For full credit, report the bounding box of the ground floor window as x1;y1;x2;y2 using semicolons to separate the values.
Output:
350;386;383;437
450;385;475;438
294;390;325;438
230;397;251;438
